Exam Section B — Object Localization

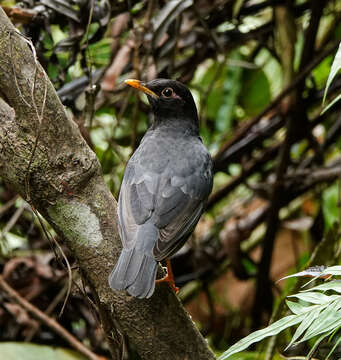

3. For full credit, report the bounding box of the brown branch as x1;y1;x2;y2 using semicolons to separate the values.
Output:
25;284;68;342
213;115;284;172
0;194;19;218
250;1;327;327
208;105;336;210
214;40;340;169
207;143;280;209
1;6;37;24
0;275;101;360
299;1;325;71
0;8;215;360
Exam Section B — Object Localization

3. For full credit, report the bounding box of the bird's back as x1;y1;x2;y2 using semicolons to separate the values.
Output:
133;121;210;177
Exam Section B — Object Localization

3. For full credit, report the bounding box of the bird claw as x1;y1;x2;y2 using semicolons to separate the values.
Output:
156;275;179;294
156;259;179;294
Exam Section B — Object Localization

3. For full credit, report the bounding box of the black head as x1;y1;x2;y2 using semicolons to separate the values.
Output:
125;78;199;127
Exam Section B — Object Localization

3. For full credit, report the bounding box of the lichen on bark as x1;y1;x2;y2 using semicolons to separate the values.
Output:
48;200;103;247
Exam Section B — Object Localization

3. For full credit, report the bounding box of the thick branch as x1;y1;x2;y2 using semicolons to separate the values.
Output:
0;9;215;360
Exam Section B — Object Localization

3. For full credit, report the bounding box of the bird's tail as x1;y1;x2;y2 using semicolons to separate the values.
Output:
108;222;158;299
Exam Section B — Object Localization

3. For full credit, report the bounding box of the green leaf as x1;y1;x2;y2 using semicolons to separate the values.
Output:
299;303;341;342
286;300;309;315
322;183;340;229
323;41;341;105
287;301;330;315
200;62;227;120
87;38;113;67
302;280;341;294
306;331;333;359
216;53;243;133
285;307;321;350
240;69;271;116
50;25;68;45
312;55;333;90
321;93;341;114
218;314;305;359
255;48;282;97
326;329;341;360
217;351;281;360
42;30;54;51
81;23;100;44
48;63;59;81
0;343;86;360
320;265;341;276
288;291;336;304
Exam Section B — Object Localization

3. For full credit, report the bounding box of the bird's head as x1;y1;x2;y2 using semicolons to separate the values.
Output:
125;78;199;127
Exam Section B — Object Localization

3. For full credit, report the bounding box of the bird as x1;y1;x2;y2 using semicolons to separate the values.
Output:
109;78;213;298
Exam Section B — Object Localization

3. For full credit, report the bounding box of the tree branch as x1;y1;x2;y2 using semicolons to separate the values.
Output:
0;9;215;360
214;40;339;169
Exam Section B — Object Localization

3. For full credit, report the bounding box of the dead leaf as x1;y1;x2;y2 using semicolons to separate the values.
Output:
101;38;134;91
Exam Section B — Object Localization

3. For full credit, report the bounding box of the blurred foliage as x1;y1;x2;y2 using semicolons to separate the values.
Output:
0;0;341;359
0;343;86;360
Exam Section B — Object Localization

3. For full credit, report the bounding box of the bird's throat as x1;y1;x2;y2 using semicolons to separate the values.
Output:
151;115;199;135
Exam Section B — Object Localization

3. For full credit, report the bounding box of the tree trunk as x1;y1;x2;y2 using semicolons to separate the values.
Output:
0;9;215;360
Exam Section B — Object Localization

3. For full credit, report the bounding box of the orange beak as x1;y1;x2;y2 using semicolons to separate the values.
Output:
124;79;159;99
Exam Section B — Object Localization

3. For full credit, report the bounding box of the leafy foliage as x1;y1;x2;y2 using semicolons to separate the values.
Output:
219;267;341;359
323;42;341;110
0;343;86;360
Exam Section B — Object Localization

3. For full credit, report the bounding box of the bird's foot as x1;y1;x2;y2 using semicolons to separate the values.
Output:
156;274;179;293
155;259;179;294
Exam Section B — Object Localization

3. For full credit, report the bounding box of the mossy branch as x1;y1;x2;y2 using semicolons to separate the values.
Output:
0;8;215;360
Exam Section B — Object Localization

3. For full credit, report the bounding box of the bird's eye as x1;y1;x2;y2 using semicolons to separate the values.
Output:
161;87;174;98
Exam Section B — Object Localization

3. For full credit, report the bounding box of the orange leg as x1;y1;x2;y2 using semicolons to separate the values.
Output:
155;259;179;294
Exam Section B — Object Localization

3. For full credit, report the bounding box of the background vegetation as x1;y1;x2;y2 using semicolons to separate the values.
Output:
0;0;341;359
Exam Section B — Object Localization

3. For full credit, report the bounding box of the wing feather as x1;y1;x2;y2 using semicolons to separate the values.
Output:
152;152;212;259
118;134;213;261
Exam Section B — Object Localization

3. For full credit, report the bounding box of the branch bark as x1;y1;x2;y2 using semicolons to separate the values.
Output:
0;9;215;360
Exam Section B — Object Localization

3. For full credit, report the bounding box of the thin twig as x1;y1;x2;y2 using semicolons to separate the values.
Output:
0;195;19;218
9;30;49;203
8;31;31;108
83;0;96;128
191;4;223;53
32;208;72;317
214;40;340;167
199;57;226;126
208;144;281;209
1;201;27;239
0;275;101;360
24;283;68;341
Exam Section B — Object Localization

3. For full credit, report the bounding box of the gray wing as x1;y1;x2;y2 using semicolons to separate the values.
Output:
152;152;213;261
117;161;156;249
118;141;213;261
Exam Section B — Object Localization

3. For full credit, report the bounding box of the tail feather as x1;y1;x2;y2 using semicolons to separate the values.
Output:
109;248;157;298
109;222;158;299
